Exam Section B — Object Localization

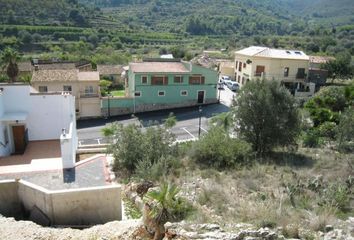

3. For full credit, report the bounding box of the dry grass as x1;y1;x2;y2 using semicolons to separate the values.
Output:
173;148;354;235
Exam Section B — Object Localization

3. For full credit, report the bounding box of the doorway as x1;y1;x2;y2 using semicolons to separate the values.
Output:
12;125;27;154
197;91;205;104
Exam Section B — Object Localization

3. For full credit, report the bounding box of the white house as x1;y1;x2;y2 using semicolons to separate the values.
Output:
0;84;77;168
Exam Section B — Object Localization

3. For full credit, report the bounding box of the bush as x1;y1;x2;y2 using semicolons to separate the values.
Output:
302;129;323;148
192;126;252;169
317;121;337;139
104;124;175;175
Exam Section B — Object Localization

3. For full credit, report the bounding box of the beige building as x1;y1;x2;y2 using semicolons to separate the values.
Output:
218;61;235;79
31;69;101;119
234;46;314;96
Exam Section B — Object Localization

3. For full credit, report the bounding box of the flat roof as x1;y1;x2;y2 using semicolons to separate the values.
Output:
235;46;309;60
130;62;190;73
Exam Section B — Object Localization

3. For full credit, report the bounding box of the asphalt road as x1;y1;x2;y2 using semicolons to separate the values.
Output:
77;87;236;146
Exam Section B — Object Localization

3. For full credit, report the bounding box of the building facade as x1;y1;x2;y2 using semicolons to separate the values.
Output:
234;46;314;96
102;59;218;116
0;84;76;162
31;69;101;119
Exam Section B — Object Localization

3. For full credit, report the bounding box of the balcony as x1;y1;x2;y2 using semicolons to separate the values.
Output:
80;92;100;98
254;72;266;77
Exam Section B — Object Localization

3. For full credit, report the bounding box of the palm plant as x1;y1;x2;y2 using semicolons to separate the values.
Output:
210;112;234;132
1;48;20;83
145;183;183;240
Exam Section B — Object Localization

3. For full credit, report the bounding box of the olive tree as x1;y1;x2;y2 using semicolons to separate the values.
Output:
234;79;301;156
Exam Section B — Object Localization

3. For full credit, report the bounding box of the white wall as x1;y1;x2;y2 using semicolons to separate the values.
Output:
27;94;74;141
1;85;75;141
0;93;11;156
0;85;76;157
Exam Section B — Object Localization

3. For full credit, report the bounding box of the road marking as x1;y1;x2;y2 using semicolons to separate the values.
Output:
78;141;82;146
200;127;208;133
96;138;101;145
181;127;195;139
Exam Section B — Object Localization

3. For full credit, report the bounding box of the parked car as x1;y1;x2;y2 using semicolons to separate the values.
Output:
220;75;232;84
218;82;224;90
226;81;240;91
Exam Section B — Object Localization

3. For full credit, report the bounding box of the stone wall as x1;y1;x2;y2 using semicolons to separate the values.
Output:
102;98;218;117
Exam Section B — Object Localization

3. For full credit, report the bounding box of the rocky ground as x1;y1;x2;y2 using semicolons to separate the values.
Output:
0;214;353;240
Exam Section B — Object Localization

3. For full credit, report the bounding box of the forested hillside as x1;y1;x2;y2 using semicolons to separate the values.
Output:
0;0;353;66
0;0;97;26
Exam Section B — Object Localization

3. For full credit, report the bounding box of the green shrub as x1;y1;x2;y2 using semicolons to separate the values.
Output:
318;121;337;139
192;126;252;169
302;129;323;148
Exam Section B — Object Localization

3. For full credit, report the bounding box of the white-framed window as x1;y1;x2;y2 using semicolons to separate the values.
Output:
180;90;188;96
63;85;72;92
38;86;48;93
174;75;183;83
134;91;142;97
141;75;148;84
158;90;165;97
85;86;94;94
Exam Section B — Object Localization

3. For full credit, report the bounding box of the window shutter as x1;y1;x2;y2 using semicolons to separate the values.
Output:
201;76;205;84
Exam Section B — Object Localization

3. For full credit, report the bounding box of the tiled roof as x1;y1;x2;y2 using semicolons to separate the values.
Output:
78;71;100;81
130;62;190;73
32;70;99;82
18;62;33;72
235;46;309;60
97;64;124;75
309;56;335;64
37;63;76;70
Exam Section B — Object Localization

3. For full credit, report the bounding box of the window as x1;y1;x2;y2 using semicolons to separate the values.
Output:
38;86;48;93
284;67;289;77
141;76;148;84
294;51;302;55
174;75;183;83
255;65;265;76
158;91;165;96
189;75;205;85
3;128;8;145
235;61;238;69
242;77;245;84
151;76;168;85
238;76;241;83
85;86;94;94
296;68;306;79
134;91;141;97
181;90;188;96
63;85;72;92
238;62;242;72
243;63;246;68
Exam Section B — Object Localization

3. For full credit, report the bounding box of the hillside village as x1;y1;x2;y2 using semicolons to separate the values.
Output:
0;0;354;240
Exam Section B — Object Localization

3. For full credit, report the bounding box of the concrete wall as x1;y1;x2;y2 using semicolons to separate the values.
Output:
0;180;122;226
0;180;21;217
0;93;11;156
79;97;101;118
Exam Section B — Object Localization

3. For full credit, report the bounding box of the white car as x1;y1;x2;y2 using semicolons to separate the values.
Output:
220;75;232;84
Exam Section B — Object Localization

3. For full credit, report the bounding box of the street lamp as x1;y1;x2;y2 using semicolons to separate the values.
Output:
107;92;112;118
198;106;202;139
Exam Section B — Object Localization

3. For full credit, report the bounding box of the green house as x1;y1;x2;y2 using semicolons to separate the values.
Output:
128;59;218;112
102;59;218;116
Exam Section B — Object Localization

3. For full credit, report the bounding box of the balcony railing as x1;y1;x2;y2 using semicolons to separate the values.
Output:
254;72;265;77
80;92;100;98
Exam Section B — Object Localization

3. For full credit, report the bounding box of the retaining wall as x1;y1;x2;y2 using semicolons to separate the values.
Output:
0;180;121;226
